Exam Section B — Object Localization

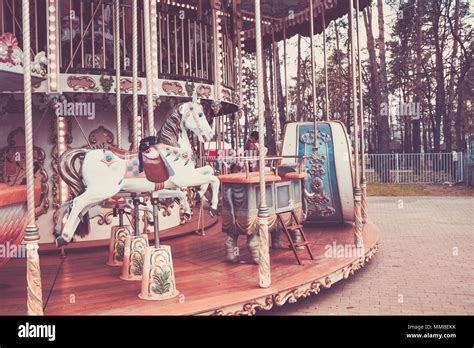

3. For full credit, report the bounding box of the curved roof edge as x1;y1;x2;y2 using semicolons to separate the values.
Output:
240;0;372;52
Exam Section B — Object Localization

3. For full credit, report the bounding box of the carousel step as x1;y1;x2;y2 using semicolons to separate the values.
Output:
292;241;310;248
277;211;315;265
287;225;303;231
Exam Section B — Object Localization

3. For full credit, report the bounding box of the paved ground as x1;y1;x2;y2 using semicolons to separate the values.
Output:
261;196;474;315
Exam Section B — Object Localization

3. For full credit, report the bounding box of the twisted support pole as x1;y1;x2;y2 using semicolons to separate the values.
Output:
272;29;279;143
356;0;368;223
236;18;243;147
309;0;318;148
322;9;330;121
22;0;43;315
114;0;122;148
255;0;271;288
283;23;289;121
143;0;155;136
131;0;139;150
212;4;221;100
349;0;363;245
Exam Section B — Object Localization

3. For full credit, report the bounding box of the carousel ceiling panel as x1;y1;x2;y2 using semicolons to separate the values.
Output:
240;0;372;52
241;0;312;19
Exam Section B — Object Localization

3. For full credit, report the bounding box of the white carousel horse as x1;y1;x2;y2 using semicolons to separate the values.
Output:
55;101;218;247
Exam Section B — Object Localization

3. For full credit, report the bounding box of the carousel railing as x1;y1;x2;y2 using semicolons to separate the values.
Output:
200;155;308;177
0;0;46;56
0;0;237;92
59;0;146;76
157;9;213;84
55;0;236;92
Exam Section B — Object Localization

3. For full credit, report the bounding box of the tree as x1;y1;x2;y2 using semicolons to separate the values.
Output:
377;0;391;153
447;0;473;150
413;0;424;153
242;53;257;142
274;43;287;130
262;47;277;155
363;6;381;152
387;0;416;152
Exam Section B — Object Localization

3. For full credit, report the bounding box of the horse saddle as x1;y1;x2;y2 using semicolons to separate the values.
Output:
141;146;171;183
108;147;137;159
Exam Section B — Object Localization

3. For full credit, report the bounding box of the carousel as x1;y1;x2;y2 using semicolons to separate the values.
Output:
0;0;379;316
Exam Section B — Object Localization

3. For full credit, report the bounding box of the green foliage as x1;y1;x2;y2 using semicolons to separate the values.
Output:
152;270;171;295
132;255;143;276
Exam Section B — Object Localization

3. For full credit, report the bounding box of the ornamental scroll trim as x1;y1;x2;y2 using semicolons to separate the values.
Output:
211;243;379;316
301;129;336;218
0;32;48;77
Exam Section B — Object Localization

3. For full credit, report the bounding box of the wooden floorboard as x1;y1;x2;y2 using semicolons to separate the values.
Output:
0;219;379;315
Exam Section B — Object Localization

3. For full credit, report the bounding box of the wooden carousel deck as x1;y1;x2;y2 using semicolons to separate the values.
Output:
0;220;379;316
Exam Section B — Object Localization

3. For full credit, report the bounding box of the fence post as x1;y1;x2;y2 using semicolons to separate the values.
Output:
395;153;399;184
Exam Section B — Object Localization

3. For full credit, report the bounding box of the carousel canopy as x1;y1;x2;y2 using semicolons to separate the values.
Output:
240;0;371;51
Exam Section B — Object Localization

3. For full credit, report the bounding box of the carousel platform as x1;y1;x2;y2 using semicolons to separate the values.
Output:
0;221;379;315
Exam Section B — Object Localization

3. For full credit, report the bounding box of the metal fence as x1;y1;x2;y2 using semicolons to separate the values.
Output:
365;152;464;184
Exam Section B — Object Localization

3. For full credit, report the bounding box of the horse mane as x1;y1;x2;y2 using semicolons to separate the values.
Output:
156;104;182;147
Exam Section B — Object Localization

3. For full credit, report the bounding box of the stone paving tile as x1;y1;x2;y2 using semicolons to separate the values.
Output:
260;196;474;315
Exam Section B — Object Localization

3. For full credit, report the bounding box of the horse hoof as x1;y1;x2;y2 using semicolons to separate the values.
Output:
55;236;69;248
209;207;217;217
183;212;192;222
225;256;240;264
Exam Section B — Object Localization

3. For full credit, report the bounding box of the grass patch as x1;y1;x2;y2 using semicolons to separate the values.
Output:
367;183;474;196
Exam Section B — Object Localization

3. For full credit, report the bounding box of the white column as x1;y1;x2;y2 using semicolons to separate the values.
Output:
255;0;271;288
22;0;44;315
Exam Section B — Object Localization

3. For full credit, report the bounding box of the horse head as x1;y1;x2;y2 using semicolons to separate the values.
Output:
179;101;214;143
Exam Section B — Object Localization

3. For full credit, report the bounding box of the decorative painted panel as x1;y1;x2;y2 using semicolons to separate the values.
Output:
297;123;342;222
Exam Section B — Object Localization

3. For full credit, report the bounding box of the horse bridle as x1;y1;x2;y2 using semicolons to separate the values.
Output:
138;136;158;172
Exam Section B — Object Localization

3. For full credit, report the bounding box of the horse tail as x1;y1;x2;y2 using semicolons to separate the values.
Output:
58;148;88;197
58;148;90;238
